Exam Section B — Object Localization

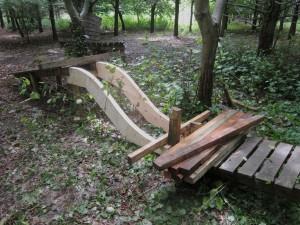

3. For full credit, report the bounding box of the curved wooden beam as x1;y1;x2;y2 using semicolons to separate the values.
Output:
67;67;154;146
95;62;170;132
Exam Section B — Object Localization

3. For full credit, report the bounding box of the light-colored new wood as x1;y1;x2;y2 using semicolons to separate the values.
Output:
127;110;211;164
95;62;170;131
185;136;244;184
167;107;182;145
67;67;154;146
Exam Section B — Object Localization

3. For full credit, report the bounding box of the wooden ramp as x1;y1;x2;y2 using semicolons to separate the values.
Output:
215;136;300;193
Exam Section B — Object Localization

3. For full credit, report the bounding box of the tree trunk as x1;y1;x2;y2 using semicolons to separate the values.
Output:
257;0;282;54
114;0;119;36
63;0;81;25
174;0;180;37
252;0;258;30
150;3;156;33
35;4;43;32
9;10;17;31
0;8;4;28
288;1;299;39
6;10;10;24
189;0;194;32
194;0;226;106
48;0;58;41
220;0;228;37
118;9;125;31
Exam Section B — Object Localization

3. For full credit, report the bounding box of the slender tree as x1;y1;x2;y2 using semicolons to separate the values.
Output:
220;0;228;37
118;9;125;31
174;0;179;37
189;0;194;32
257;0;282;54
48;0;58;41
114;0;119;36
288;0;299;39
0;8;5;28
35;4;43;33
194;0;227;106
150;2;157;33
252;0;259;30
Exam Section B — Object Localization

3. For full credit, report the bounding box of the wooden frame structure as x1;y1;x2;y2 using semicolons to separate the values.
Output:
60;62;300;195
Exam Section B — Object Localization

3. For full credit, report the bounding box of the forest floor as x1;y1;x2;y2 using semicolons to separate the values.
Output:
1;28;300;225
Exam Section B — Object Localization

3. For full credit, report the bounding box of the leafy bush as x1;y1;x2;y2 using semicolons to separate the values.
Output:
56;18;71;32
215;46;300;101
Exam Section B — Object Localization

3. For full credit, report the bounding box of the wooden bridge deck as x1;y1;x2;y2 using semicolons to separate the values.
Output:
215;136;300;194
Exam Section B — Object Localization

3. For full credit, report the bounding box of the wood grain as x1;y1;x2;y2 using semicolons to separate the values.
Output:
96;62;170;131
255;143;292;183
184;136;244;184
238;139;276;177
219;136;263;173
127;110;211;163
275;146;300;189
154;112;264;169
67;67;154;146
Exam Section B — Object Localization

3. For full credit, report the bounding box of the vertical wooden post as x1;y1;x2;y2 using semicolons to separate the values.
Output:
167;107;182;145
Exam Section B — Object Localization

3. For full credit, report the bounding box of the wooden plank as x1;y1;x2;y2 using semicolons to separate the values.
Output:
170;145;220;175
96;62;170;132
184;136;244;184
67;67;154;146
219;136;263;173
255;143;293;183
275;146;300;189
40;53;112;70
167;107;182;145
127;110;211;164
165;110;238;173
238;139;276;177
154;112;264;170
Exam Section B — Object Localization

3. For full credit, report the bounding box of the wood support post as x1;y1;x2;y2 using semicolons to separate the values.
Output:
167;107;182;146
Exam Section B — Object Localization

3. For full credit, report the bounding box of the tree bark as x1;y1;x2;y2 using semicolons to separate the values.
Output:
220;0;228;37
63;0;81;25
9;10;17;31
252;0;258;30
195;0;226;106
150;3;156;33
118;9;125;31
114;0;119;36
0;8;4;28
288;0;299;39
189;0;194;32
48;0;58;41
257;0;282;54
36;4;43;33
174;0;180;37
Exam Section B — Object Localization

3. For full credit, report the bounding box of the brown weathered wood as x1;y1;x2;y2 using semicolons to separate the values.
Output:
39;53;111;70
184;136;243;184
127;110;211;164
255;143;293;183
275;146;300;189
170;145;220;174
167;107;182;146
238;140;276;177
165;110;238;173
219;136;263;173
154;112;264;170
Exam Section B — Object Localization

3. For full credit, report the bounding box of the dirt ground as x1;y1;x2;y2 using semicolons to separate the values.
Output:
0;28;202;224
